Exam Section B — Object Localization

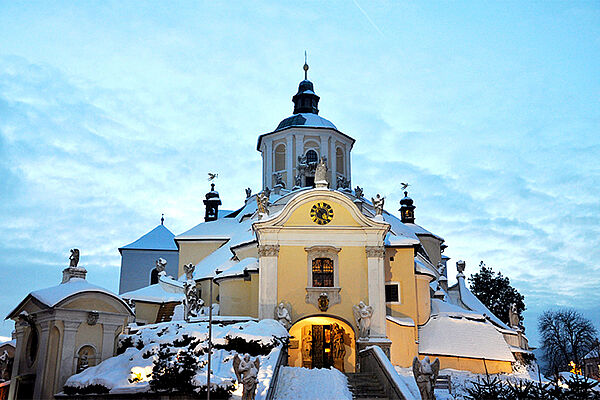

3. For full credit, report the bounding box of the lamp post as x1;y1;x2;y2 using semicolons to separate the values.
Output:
206;268;221;400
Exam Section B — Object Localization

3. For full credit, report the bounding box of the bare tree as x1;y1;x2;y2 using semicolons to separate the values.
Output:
538;309;598;374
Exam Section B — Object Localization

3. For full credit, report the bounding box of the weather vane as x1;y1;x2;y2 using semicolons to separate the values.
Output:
304;50;309;80
207;172;218;181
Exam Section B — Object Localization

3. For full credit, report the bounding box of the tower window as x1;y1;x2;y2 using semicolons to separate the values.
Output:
312;258;334;287
336;147;344;174
274;144;286;171
306;149;318;164
385;283;400;303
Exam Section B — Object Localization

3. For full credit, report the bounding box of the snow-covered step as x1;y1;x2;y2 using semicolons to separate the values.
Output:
345;372;389;399
273;367;354;400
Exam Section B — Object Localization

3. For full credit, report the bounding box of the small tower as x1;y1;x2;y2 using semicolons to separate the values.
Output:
292;55;320;114
204;183;222;222
399;191;416;223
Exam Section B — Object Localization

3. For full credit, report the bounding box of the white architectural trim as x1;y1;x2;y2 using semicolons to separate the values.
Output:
304;245;341;287
385;281;402;305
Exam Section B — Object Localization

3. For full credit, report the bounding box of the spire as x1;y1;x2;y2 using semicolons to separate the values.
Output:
292;55;320;115
161;213;164;225
399;191;416;224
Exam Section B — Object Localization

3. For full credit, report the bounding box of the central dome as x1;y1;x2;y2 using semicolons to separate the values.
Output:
275;113;337;132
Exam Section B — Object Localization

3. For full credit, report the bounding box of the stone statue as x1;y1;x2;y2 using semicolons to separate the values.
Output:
371;194;385;216
437;263;446;276
155;258;167;274
332;323;346;371
274;302;292;330
297;155;307;166
314;156;328;187
509;303;520;328
412;356;440;400
183;263;195;281
354;186;364;198
233;354;260;400
353;301;374;339
456;260;466;274
77;350;89;373
302;329;312;363
256;192;269;217
294;173;302;188
336;176;350;190
274;172;285;188
183;280;203;321
69;248;80;268
263;187;271;198
0;350;13;381
245;188;252;198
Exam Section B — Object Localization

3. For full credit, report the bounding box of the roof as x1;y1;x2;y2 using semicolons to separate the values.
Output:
276;113;336;131
119;224;177;253
121;283;184;304
214;257;259;280
419;310;515;362
7;278;133;319
403;223;444;242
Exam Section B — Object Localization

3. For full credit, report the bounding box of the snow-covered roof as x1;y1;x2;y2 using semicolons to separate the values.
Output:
386;315;415;327
176;214;254;242
0;339;15;348
403;223;444;241
275;113;337;131
119;224;177;253
120;283;184;304
214;258;259;280
419;312;515;362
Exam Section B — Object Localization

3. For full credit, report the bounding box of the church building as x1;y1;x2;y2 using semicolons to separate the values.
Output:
120;63;530;375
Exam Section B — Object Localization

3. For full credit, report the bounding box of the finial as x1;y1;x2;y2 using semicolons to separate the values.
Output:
161;213;164;225
211;183;215;191
404;191;408;197
303;50;309;80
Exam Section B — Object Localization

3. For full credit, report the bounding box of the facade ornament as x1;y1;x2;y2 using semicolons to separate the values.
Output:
314;156;328;188
509;303;520;328
274;302;292;330
301;328;312;367
354;186;364;198
69;249;80;268
365;246;385;258
257;245;280;257
318;293;329;312
183;263;195;281
87;311;99;326
155;258;167;275
183;280;203;321
245;187;252;198
336;176;350;190
412;356;440;400
293;173;302;189
233;354;260;400
353;301;374;339
332;323;347;372
274;172;285;188
263;187;271;198
371;194;385;216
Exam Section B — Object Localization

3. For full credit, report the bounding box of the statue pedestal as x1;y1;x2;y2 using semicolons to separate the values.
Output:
356;337;392;371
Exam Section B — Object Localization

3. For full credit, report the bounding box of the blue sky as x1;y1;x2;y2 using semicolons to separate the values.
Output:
1;1;598;345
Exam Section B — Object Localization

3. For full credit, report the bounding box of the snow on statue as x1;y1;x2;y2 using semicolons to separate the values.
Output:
371;194;385;216
233;354;260;400
155;258;167;275
412;356;440;400
353;301;373;339
274;302;292;330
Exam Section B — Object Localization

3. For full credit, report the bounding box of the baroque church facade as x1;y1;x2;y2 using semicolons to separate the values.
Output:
120;64;529;374
5;64;530;399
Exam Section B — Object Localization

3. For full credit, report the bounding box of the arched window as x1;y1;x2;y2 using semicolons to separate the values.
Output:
274;144;286;172
306;149;318;164
150;268;159;285
336;147;344;175
312;258;334;287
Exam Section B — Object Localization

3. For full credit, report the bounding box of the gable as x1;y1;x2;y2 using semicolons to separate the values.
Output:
283;198;361;228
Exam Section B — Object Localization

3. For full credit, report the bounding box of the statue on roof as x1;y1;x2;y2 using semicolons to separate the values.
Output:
183;263;195;281
336;176;350;190
233;354;260;400
256;192;269;218
275;172;285;188
155;258;167;275
354;186;364;198
509;303;520;328
412;356;440;400
245;188;252;198
353;301;374;339
69;249;80;268
371;194;385;216
315;156;328;188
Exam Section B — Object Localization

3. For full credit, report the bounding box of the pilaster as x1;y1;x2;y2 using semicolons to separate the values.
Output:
101;323;122;361
58;321;81;391
286;135;293;188
365;246;386;338
258;245;280;319
32;320;51;399
7;324;26;400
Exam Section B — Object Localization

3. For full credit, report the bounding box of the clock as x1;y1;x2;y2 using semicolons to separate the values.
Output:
310;202;334;225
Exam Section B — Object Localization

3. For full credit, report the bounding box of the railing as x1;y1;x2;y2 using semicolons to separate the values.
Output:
358;345;416;400
264;344;288;400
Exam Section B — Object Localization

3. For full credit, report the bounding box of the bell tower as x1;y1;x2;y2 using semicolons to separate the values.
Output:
399;191;416;223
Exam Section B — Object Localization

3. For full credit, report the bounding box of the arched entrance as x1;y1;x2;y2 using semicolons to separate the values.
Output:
288;315;356;372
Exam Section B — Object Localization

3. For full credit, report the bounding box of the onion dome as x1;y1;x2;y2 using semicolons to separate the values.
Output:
399;191;416;223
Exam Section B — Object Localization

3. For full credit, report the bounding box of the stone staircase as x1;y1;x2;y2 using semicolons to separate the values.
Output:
435;374;452;394
346;372;389;399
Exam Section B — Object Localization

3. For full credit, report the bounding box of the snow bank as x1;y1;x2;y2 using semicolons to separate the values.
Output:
273;367;352;400
65;319;289;397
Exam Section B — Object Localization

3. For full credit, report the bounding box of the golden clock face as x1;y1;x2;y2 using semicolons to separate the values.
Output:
310;202;334;225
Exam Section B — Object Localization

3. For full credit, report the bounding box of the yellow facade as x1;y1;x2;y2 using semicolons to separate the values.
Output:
420;355;513;374
177;240;226;277
386;319;418;366
217;273;259;318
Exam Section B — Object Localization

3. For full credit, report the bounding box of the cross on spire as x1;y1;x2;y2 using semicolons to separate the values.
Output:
161;213;164;225
303;50;309;80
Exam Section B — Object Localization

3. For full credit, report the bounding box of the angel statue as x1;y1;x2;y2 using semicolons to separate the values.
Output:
353;301;374;339
69;249;80;268
509;303;520;328
412;356;440;400
245;188;252;198
233;354;260;400
256;192;269;217
274;302;292;330
371;194;385;216
183;263;195;281
183;281;203;321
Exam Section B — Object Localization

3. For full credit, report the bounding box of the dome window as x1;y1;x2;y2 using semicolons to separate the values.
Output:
306;150;318;164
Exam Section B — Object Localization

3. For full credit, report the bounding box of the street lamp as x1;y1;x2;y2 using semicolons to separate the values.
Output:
206;268;221;400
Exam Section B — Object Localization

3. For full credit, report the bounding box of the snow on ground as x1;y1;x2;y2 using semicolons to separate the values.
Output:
65;319;288;398
273;367;353;400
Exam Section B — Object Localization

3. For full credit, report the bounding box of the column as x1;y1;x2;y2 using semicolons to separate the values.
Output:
365;246;386;338
7;325;26;400
286;135;293;189
258;245;280;319
57;321;80;391
101;323;122;361
295;134;304;185
265;141;273;189
331;142;337;187
32;321;51;399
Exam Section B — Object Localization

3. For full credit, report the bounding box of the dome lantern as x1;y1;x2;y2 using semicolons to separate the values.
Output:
399;191;416;223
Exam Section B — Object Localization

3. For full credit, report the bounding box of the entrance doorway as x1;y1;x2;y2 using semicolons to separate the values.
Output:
289;316;355;372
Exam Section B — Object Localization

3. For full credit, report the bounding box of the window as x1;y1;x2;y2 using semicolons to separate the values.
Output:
150;268;159;285
336;147;344;174
275;144;286;171
385;283;400;303
306;149;318;164
312;258;334;287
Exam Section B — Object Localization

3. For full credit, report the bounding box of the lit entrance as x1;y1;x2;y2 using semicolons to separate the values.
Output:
288;316;355;372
